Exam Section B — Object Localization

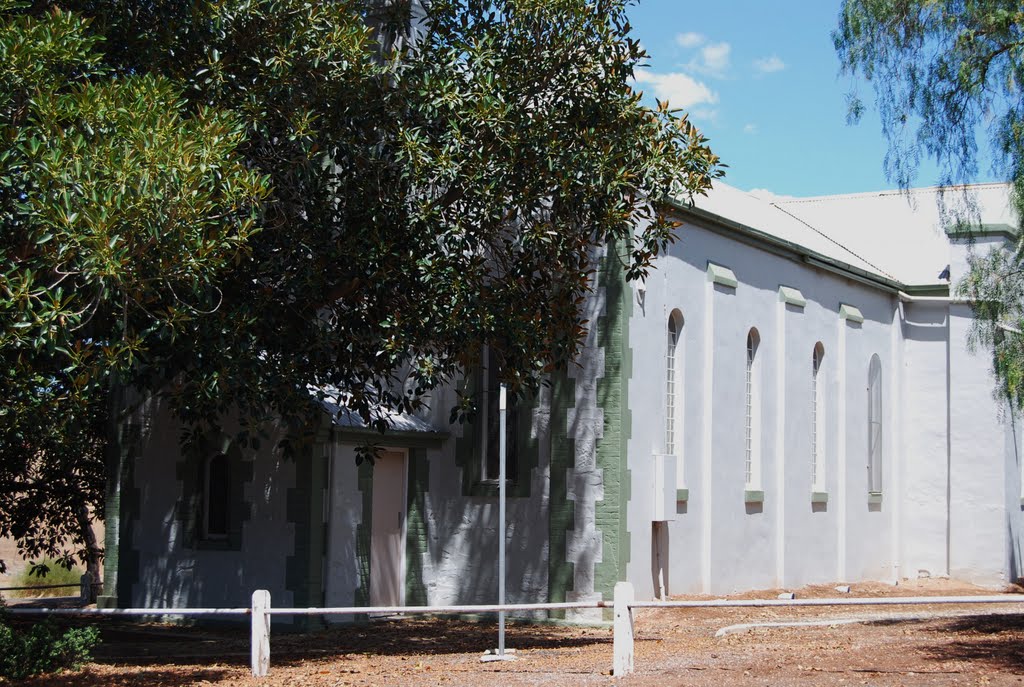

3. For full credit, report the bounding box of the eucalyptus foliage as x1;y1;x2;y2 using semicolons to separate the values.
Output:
1;0;722;569
836;1;1024;406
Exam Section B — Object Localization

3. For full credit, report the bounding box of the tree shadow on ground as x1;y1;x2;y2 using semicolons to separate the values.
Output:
24;667;234;687
18;615;611;672
907;614;1024;674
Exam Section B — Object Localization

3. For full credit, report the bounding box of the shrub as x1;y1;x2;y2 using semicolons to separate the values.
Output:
7;559;84;599
0;608;99;678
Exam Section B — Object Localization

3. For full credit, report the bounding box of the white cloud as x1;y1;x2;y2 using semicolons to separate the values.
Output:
743;123;758;134
675;32;705;48
677;40;732;78
632;70;719;109
699;42;731;75
753;55;786;74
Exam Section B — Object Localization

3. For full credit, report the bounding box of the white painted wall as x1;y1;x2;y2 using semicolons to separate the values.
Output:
128;399;296;610
627;216;899;597
323;384;552;614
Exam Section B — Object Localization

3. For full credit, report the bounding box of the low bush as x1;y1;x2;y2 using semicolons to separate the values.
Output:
0;609;99;678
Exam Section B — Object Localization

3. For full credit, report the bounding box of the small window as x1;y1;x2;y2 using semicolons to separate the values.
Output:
812;343;826;491
745;328;762;489
203;453;230;540
666;311;683;457
867;354;883;493
480;347;518;482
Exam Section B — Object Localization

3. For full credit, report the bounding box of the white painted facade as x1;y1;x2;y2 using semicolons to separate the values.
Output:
627;182;1024;598
108;181;1024;618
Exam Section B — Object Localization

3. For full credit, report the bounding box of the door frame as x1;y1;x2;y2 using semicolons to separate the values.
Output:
370;447;409;608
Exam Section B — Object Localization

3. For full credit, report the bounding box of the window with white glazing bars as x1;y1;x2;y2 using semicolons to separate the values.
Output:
812;343;825;491
745;329;761;488
867;354;883;493
666;314;680;456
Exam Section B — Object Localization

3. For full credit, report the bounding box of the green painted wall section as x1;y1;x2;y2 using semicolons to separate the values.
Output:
285;427;329;626
594;249;632;597
546;244;633;617
405;448;430;606
547;372;576;615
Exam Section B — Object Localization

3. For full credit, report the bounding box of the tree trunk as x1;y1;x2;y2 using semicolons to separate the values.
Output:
75;503;101;603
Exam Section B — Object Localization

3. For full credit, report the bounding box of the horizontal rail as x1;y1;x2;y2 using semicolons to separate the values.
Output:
0;583;82;592
6;600;605;618
629;594;1024;609
0;582;102;592
7;607;250;616
268;601;609;616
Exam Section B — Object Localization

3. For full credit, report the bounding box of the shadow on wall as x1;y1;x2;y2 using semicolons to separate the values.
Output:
420;469;551;608
133;403;294;610
1008;412;1024;585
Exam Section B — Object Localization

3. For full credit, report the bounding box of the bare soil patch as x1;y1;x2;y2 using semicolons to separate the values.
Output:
13;579;1024;686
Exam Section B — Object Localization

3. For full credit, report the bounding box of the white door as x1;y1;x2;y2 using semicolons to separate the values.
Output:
370;450;407;608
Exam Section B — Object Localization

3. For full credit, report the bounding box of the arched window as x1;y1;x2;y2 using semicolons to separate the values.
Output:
666;311;683;457
203;453;230;540
812;343;826;491
867;355;883;493
745;328;761;488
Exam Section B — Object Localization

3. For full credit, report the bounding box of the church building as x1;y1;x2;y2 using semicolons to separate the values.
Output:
99;181;1024;619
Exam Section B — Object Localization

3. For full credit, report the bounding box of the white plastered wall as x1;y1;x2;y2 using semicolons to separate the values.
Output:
626;217;897;597
128;398;296;609
323;382;552;613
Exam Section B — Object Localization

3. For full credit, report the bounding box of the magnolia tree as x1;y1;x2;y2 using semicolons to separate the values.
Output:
0;0;722;572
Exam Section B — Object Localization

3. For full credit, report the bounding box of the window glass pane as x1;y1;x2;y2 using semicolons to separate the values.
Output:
868;355;883;493
206;453;229;538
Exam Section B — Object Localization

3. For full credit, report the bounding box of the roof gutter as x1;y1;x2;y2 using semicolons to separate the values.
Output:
897;291;971;305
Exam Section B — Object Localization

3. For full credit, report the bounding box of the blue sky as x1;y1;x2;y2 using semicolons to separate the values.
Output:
626;0;1001;197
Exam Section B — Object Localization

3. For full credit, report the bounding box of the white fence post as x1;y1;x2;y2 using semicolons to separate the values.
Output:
613;581;635;676
251;590;271;678
79;573;93;604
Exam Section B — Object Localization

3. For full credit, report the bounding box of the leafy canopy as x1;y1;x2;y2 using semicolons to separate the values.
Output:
0;0;722;565
835;0;1024;405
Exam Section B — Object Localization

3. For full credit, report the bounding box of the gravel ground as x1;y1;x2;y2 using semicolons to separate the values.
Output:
13;579;1024;686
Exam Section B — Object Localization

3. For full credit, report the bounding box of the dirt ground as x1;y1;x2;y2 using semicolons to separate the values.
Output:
14;579;1024;686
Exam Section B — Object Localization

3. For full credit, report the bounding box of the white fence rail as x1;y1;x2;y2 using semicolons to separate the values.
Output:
0;573;101;603
8;584;1024;678
7;592;608;677
611;583;1024;676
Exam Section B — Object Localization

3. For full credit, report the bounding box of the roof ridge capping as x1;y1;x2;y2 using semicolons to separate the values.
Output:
775;181;1013;205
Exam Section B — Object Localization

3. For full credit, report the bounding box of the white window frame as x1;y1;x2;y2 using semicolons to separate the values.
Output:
867;354;883;494
666;312;681;456
745;329;762;489
812;343;826;492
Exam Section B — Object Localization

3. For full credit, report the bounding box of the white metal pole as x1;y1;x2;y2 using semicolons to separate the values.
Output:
498;382;507;657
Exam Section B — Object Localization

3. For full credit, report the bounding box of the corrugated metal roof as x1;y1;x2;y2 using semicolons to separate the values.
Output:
318;394;445;434
683;181;1016;287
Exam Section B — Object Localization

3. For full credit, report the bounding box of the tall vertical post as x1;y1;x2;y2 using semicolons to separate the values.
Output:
497;382;507;657
251;589;271;678
613;581;635;676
